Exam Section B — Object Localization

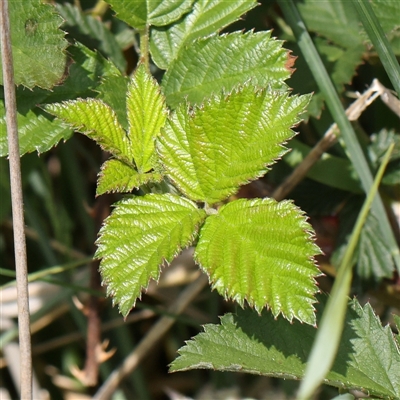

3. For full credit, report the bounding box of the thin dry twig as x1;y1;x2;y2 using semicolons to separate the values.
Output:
272;79;388;201
93;273;209;400
0;1;32;398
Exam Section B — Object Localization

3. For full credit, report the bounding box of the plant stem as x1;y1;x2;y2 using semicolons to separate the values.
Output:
0;3;32;398
139;25;150;71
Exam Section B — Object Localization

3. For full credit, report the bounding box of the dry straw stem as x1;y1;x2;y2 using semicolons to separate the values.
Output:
0;0;32;398
272;79;398;201
93;272;209;400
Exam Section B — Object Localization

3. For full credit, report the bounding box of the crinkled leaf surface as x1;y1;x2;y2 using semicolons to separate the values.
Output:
45;99;132;164
127;65;167;172
56;3;126;72
0;0;67;89
96;194;206;315
105;0;194;30
158;85;310;204
161;31;294;108
150;0;257;69
97;159;162;195
171;298;400;399
0;109;72;157
195;198;321;325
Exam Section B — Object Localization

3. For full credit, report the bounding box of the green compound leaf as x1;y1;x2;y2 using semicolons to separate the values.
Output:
159;85;310;204
195;198;321;325
0;0;68;89
170;298;400;399
162;31;295;108
127;64;167;172
97;159;162;196
105;0;195;30
96;194;207;316
150;0;257;70
45;99;132;164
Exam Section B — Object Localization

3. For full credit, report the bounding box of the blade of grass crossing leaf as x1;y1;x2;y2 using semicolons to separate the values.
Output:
278;0;400;274
352;0;400;98
297;143;395;400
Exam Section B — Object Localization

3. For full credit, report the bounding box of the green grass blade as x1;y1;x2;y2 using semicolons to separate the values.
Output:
297;143;394;400
0;258;92;289
278;0;400;274
352;0;400;98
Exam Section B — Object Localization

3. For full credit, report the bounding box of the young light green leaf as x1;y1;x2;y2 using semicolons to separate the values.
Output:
150;0;257;69
0;0;68;89
105;0;195;30
195;198;321;325
96;159;163;196
96;194;207;316
45;99;132;164
161;31;295;108
170;298;400;399
127;64;167;172
0;108;72;157
159;85;310;204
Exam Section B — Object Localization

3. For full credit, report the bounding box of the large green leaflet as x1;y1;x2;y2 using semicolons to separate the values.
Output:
170;298;400;399
158;85;310;204
150;0;257;69
0;0;67;89
105;0;195;30
96;194;207;316
195;199;321;325
161;31;294;108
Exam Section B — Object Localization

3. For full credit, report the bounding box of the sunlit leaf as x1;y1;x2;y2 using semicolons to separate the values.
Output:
97;159;163;195
171;298;400;399
45;99;132;164
159;85;310;204
150;0;257;69
96;194;207;315
127;64;167;172
162;31;294;108
105;0;195;30
195;198;321;324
